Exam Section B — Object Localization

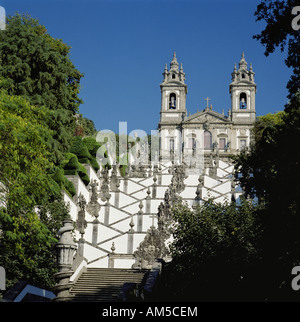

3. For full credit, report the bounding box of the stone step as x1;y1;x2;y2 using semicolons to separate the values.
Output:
69;268;149;302
75;278;145;283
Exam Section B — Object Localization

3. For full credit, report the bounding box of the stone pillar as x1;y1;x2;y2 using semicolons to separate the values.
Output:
127;217;135;254
123;173;129;194
137;201;144;232
104;193;111;225
192;185;201;210
146;188;151;214
108;242;115;268
53;218;77;301
77;237;85;257
110;165;119;191
76;193;87;258
158;165;162;185
115;181;120;208
92;219;99;246
148;163;152;177
152;174;157;199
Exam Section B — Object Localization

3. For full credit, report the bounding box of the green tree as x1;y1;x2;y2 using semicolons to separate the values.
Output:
156;199;261;301
81;117;97;137
233;92;300;300
253;111;286;143
254;0;300;98
0;14;84;163
0;91;69;289
230;1;300;298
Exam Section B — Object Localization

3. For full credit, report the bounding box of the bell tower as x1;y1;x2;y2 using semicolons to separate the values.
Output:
229;53;256;124
159;53;187;161
159;52;187;122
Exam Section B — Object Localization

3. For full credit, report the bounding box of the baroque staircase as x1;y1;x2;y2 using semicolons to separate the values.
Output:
53;154;242;301
69;268;149;302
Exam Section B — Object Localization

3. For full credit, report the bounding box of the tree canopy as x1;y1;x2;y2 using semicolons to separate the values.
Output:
254;0;300;98
0;14;102;291
0;14;84;163
0;90;69;289
154;199;261;301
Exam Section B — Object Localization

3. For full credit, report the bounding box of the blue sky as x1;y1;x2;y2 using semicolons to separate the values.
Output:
2;0;292;134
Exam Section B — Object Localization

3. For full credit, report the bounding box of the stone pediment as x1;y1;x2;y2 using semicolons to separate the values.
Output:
183;109;230;125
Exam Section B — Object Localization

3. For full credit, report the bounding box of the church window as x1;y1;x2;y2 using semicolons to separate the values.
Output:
169;138;175;151
169;93;176;109
219;138;226;149
204;131;212;149
172;73;176;79
242;73;245;79
239;92;247;109
240;139;246;149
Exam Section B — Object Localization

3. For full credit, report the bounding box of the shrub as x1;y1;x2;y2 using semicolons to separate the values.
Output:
51;167;76;197
83;137;101;156
70;136;92;164
63;178;76;197
90;156;100;172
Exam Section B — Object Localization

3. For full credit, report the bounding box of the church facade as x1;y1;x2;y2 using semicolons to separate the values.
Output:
158;52;257;165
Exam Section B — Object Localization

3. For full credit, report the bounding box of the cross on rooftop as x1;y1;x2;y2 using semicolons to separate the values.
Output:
205;97;211;108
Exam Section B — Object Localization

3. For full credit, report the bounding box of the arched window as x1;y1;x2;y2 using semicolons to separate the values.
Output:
204;131;212;149
169;93;176;109
239;92;247;109
172;74;176;79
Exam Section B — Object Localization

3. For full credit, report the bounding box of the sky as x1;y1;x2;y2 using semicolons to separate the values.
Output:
1;0;292;135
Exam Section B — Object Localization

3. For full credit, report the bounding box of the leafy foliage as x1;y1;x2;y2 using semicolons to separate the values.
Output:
0;13;99;292
253;111;286;143
254;0;300;98
70;136;92;164
69;136;100;173
0;14;84;163
83;137;101;172
233;92;300;300
51;167;76;197
155;199;260;301
0;91;69;289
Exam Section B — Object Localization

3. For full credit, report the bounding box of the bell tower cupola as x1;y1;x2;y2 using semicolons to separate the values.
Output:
229;53;257;124
159;53;187;161
159;52;187;120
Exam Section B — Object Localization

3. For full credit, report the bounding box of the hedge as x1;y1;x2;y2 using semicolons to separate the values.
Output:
70;136;100;172
62;152;90;186
51;167;76;197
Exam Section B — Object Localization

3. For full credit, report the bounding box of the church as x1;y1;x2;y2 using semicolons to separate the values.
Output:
13;53;257;302
159;52;257;165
